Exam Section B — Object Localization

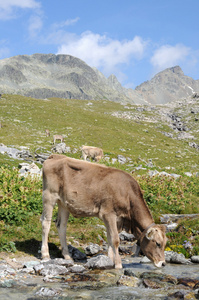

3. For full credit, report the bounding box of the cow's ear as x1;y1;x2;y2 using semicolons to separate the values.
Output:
145;227;156;240
159;224;166;233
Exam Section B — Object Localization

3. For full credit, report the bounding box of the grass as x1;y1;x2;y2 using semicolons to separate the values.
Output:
0;94;199;258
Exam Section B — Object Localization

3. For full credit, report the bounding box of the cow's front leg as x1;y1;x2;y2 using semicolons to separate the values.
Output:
56;201;71;260
103;214;122;269
41;191;56;260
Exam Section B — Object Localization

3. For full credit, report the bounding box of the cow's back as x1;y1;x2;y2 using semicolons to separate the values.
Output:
43;155;143;220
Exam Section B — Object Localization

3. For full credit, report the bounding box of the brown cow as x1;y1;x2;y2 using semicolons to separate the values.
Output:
41;154;167;269
45;129;50;137
53;134;64;144
81;145;104;162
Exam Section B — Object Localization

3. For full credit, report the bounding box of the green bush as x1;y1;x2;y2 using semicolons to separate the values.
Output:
0;166;42;225
136;174;199;218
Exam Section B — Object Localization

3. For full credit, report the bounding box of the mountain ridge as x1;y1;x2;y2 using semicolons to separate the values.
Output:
0;53;199;104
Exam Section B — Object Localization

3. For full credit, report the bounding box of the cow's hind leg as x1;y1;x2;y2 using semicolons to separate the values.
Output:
41;191;57;260
103;214;122;269
56;201;71;260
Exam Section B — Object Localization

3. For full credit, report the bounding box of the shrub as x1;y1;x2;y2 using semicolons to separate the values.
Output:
0;166;42;225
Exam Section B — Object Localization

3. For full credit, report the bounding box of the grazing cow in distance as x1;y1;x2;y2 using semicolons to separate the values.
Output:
81;145;104;162
41;154;167;269
53;135;64;144
45;129;50;137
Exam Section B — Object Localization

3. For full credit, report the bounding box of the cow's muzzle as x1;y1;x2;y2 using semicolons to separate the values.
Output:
154;261;166;268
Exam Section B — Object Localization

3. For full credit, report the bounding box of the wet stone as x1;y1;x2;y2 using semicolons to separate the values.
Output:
65;273;96;283
167;290;187;299
177;278;199;289
117;275;140;287
124;268;136;277
85;255;114;270
35;287;62;297
140;272;178;285
143;278;164;289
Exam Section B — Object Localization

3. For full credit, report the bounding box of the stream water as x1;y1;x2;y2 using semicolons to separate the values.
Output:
1;256;199;299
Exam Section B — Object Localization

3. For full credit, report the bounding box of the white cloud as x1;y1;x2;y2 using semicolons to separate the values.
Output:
52;18;80;30
28;14;43;37
57;31;147;76
0;0;40;20
150;44;190;72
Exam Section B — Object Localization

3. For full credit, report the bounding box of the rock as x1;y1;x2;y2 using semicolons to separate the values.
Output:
191;256;199;263
39;264;69;277
141;272;177;285
117;275;140;287
35;287;62;297
68;244;87;262
140;256;151;264
124;268;136;277
84;243;101;256
167;291;186;299
178;278;199;288
18;162;42;177
34;263;45;274
69;264;86;273
111;158;117;164
184;172;193;177
160;214;199;224
143;278;164;289
165;251;191;264
0;262;16;276
119;245;136;255
85;255;114;270
166;223;178;231
119;231;135;241
44;258;74;267
51;142;68;154
117;155;127;164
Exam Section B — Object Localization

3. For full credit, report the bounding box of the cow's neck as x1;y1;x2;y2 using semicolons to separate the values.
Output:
131;203;154;240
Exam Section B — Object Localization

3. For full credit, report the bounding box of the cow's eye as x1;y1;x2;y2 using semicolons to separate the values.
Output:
156;242;161;248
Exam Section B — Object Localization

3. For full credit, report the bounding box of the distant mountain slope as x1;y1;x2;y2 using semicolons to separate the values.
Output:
135;66;199;104
0;53;134;103
0;54;199;104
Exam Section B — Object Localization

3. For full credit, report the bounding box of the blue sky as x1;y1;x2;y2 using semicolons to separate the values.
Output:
0;0;199;88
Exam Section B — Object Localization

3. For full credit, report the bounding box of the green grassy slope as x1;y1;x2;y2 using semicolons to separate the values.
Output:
0;94;198;172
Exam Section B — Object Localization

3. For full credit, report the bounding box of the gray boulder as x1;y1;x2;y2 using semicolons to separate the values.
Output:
84;243;101;256
191;256;199;263
85;255;114;269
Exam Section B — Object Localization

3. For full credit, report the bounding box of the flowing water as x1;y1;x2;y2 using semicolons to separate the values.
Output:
1;256;199;299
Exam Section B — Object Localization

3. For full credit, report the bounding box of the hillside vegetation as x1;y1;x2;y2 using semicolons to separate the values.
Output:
0;94;199;258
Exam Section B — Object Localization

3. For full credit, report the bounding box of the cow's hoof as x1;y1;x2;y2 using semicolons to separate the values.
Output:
115;263;123;269
63;254;73;261
41;257;50;262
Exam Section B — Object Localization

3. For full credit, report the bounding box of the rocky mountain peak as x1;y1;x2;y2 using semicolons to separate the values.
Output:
166;65;184;75
0;54;198;105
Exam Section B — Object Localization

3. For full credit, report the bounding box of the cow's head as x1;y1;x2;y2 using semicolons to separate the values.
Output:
139;224;167;268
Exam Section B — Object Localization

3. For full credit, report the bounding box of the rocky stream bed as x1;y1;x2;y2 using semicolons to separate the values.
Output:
0;240;199;300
